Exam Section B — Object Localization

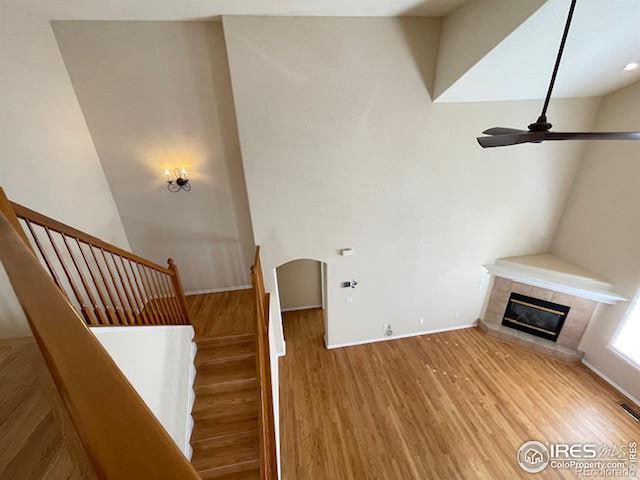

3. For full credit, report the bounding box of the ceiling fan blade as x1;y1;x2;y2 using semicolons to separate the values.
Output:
539;131;640;142
482;127;526;135
477;130;640;148
477;132;543;148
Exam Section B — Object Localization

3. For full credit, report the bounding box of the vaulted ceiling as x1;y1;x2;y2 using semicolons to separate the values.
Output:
436;0;640;102
8;0;640;102
8;0;468;20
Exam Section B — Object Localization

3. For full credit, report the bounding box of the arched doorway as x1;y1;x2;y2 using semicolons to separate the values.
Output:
275;259;328;348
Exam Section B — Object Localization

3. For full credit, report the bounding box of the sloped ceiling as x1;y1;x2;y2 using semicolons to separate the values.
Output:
7;0;640;101
436;0;640;102
7;0;467;20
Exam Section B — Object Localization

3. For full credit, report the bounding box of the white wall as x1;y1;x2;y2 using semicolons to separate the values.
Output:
552;79;640;402
53;21;255;293
92;325;196;457
0;4;129;338
223;16;600;351
276;260;322;311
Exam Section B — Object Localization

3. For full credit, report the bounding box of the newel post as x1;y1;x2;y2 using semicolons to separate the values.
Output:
167;258;190;325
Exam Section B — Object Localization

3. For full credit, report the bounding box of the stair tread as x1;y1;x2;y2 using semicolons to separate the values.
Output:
196;352;256;369
195;377;257;396
191;431;259;470
193;387;258;417
196;460;260;480
196;333;255;348
191;416;259;443
195;357;256;387
203;469;259;480
192;428;259;448
196;341;255;363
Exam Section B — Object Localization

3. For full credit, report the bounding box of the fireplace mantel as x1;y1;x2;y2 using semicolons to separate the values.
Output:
484;253;626;305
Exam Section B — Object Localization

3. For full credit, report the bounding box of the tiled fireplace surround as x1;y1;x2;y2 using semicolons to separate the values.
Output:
480;277;599;362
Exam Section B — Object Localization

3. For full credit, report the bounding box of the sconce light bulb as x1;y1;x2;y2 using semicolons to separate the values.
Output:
180;168;187;179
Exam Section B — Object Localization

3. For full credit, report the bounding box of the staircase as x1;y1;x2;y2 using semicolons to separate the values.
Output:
191;333;260;479
0;187;277;479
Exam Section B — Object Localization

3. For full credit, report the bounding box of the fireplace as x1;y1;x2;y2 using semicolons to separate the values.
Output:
502;293;571;342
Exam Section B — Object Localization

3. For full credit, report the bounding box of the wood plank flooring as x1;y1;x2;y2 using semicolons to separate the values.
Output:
188;291;260;480
280;308;640;479
0;337;85;480
188;290;255;337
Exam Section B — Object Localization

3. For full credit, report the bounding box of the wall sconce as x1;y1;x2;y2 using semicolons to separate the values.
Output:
165;168;191;192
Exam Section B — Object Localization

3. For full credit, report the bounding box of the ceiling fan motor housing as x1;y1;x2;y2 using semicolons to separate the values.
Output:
528;115;552;132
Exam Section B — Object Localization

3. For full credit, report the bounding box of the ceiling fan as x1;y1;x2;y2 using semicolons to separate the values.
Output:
477;0;640;148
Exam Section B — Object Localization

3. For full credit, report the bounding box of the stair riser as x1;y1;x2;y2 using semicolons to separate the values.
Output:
196;334;255;349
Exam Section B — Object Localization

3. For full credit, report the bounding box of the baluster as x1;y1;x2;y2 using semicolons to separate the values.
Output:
44;227;96;326
151;269;177;324
73;237;112;325
61;234;108;326
100;248;135;325
75;239;116;325
89;245;123;325
110;253;141;325
23;220;66;295
161;273;183;324
61;234;107;326
135;263;161;325
122;258;151;325
142;266;171;325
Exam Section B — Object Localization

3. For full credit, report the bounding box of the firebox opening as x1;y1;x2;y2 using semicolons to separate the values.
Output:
502;292;571;342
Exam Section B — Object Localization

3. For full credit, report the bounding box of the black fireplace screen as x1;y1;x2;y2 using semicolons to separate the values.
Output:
502;292;571;342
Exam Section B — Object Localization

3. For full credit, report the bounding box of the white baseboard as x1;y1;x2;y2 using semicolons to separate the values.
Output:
281;304;322;313
185;284;251;296
325;322;478;350
581;358;640;408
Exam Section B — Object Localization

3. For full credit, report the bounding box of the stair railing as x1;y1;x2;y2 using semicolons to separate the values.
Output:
6;191;189;327
0;187;199;479
250;246;278;480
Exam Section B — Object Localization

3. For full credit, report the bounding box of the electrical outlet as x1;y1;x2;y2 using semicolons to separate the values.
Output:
419;317;425;325
383;324;393;337
346;297;353;303
455;313;461;319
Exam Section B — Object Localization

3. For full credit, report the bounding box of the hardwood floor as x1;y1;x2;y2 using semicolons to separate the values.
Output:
0;337;85;480
188;290;255;337
280;308;639;479
188;291;260;480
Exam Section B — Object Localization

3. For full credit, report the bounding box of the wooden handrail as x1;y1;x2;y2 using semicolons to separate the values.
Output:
0;192;200;479
11;201;171;273
5;193;190;327
251;246;278;480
